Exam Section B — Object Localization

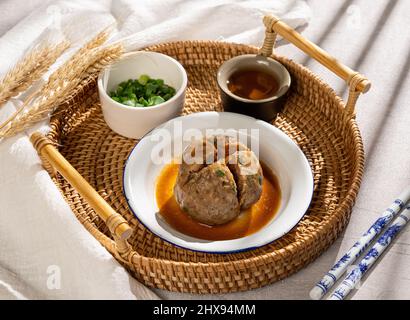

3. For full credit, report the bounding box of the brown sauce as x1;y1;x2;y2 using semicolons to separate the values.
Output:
227;69;279;100
155;162;281;241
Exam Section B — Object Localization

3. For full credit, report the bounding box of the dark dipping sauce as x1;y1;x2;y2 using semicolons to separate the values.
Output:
156;162;281;241
227;69;279;100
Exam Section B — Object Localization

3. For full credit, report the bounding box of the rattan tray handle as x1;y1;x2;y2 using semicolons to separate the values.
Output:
260;15;371;116
30;132;132;241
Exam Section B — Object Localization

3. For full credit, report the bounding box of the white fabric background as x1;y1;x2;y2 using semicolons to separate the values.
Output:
0;0;311;300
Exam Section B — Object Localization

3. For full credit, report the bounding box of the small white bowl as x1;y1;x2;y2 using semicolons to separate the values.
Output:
123;112;314;253
98;51;188;139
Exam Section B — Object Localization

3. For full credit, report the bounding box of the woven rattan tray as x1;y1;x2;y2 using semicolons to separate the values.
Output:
36;16;370;293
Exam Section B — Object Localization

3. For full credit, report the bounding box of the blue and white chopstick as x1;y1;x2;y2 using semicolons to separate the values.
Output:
309;187;410;300
328;204;410;300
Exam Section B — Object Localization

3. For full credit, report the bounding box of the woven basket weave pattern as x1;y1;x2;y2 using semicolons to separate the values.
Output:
46;41;364;293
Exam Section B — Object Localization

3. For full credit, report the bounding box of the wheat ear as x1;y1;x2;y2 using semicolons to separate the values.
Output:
0;41;70;108
0;43;123;138
0;28;122;138
0;29;110;126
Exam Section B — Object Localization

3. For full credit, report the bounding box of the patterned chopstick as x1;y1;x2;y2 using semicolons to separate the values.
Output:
310;187;410;300
328;204;410;300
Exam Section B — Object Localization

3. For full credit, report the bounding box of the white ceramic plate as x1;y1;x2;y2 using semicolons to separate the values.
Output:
123;112;313;253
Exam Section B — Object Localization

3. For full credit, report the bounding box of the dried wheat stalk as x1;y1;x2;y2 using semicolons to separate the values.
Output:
0;41;70;107
0;30;123;139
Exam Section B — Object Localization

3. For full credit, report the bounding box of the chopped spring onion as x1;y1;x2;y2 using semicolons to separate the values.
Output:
109;74;176;107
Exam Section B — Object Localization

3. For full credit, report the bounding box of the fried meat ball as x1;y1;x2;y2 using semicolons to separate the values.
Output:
174;136;263;225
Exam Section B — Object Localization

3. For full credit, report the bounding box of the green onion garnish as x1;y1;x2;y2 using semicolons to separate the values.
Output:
109;74;176;107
